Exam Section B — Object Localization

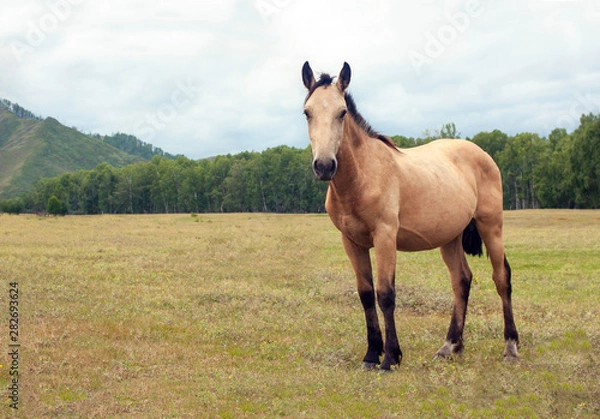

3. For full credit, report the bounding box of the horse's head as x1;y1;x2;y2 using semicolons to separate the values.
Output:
302;61;351;181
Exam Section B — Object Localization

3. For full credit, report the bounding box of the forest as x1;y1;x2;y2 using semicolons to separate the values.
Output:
1;114;599;215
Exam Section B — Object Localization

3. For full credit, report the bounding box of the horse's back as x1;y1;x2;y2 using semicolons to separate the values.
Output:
430;139;504;215
392;139;503;250
402;139;495;167
400;139;502;194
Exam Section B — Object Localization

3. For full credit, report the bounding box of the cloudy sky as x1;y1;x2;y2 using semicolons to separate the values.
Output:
1;0;599;159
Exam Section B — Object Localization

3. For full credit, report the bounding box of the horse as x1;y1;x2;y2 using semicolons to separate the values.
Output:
301;61;519;371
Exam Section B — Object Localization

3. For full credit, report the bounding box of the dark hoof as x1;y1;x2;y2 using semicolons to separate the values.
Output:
361;361;379;370
380;354;401;371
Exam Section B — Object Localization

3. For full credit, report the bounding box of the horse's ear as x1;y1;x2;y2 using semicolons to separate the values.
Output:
337;62;351;92
302;61;316;90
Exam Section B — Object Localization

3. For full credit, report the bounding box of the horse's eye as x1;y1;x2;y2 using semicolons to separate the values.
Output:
303;110;311;119
339;110;347;120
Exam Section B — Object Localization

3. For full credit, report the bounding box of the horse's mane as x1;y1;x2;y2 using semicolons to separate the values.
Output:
305;73;398;151
344;93;398;149
305;73;335;98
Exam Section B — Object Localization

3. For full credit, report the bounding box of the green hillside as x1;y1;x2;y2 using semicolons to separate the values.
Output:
0;107;144;198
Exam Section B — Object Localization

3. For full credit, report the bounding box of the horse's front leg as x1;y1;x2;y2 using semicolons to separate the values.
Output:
342;236;383;369
374;232;402;370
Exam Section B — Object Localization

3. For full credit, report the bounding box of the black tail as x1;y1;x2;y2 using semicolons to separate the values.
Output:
462;219;483;257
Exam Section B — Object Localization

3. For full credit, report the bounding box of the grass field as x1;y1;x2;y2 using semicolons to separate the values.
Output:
1;210;599;418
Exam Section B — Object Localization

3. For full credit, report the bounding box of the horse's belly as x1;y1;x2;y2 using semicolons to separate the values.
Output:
396;217;468;251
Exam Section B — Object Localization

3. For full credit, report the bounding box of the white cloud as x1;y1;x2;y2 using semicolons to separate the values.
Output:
1;0;599;158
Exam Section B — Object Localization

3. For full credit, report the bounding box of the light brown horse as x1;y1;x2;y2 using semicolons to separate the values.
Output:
301;61;519;370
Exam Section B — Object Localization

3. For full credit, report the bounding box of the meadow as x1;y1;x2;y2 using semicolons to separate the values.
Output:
0;210;598;418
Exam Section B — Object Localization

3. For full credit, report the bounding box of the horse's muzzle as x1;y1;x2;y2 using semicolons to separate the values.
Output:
312;158;337;181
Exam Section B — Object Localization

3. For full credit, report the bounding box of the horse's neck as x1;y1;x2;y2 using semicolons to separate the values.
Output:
330;119;372;197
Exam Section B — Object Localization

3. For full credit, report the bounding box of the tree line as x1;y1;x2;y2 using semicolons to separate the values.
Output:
1;114;599;215
0;98;43;120
91;132;180;161
1;146;327;215
475;113;599;209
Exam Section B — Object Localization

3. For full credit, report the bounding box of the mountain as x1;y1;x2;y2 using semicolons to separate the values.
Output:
0;107;145;198
94;132;180;160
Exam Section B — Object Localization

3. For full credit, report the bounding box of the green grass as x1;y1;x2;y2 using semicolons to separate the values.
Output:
1;210;599;418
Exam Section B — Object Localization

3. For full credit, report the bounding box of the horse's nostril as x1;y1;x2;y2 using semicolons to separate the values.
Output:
312;158;337;181
330;159;337;173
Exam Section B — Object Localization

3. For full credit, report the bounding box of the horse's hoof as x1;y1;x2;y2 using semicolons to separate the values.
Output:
361;361;379;370
379;354;401;371
434;340;462;360
503;339;519;361
433;353;448;361
433;348;451;360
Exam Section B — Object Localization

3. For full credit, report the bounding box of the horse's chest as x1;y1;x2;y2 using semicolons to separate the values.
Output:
326;190;382;248
330;212;373;248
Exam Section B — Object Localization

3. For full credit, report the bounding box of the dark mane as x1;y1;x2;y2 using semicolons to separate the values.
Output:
304;73;335;101
344;92;397;150
305;73;398;152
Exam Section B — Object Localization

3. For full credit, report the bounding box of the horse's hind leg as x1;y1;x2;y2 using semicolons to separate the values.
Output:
499;256;519;359
476;220;519;360
436;236;473;359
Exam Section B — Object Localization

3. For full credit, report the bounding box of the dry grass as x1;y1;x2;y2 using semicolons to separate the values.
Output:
1;210;599;418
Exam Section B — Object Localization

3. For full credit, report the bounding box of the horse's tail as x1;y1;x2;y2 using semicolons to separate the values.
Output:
462;219;483;257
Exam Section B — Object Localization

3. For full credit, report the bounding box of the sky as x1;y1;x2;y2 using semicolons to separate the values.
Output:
1;0;599;159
